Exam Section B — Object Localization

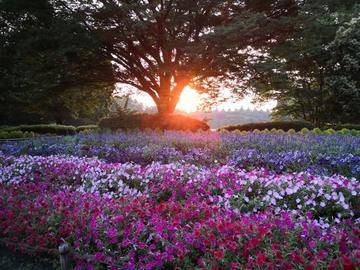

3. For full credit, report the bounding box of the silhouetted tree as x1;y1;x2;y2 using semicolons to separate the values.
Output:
63;0;299;115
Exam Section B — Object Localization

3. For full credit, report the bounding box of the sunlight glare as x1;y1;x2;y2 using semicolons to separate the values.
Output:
175;87;200;113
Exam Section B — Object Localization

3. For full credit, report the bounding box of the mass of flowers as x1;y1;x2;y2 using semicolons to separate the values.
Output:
0;131;359;269
1;131;359;178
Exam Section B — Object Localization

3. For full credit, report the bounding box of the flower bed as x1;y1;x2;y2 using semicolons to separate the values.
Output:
1;132;359;178
1;153;359;269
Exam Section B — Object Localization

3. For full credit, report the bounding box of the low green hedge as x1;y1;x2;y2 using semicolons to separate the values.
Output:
220;121;314;132
76;125;99;133
99;112;209;132
331;124;360;130
0;130;36;139
227;127;360;135
7;124;77;135
0;124;100;138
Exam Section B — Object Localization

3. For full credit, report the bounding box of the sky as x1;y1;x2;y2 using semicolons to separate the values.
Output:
116;84;277;113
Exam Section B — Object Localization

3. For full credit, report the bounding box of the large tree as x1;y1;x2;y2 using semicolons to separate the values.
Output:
62;0;299;115
248;1;360;125
0;0;115;124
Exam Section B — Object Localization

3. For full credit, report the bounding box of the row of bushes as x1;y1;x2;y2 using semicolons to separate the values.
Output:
0;130;36;140
221;121;360;132
99;112;209;132
1;118;358;139
221;121;315;132
0;113;209;139
0;124;99;139
331;123;360;130
225;127;360;135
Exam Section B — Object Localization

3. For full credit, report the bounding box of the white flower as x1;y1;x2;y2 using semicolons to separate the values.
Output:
320;201;326;207
270;198;276;205
339;192;345;203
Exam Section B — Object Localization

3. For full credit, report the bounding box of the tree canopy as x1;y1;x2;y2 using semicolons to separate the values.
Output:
1;0;358;125
60;0;299;115
0;0;115;124
249;1;360;125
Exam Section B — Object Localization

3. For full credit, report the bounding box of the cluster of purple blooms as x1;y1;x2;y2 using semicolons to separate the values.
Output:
0;131;359;269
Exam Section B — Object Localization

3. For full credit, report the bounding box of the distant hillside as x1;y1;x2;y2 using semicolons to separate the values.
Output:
185;110;270;129
140;108;270;129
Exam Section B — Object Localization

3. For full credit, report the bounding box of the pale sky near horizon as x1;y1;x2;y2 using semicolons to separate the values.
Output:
116;84;277;113
136;88;277;113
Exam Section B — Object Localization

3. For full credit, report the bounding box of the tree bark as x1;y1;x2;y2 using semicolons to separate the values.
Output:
154;79;188;115
156;96;177;115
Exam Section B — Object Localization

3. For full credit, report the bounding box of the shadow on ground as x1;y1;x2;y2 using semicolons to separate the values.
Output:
0;246;55;270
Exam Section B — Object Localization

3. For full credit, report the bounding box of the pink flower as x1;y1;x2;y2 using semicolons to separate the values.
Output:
257;251;267;267
114;215;124;223
309;240;316;249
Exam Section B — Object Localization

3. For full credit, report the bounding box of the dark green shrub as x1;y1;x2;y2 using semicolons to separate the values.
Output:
338;128;351;135
3;124;76;135
300;128;310;134
287;128;296;134
99;111;209;132
220;121;314;132
333;124;360;130
76;125;99;133
324;128;336;135
311;128;322;134
0;130;36;139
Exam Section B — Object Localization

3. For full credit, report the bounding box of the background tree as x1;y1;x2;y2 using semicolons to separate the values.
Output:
325;16;360;124
0;0;115;125
64;0;299;115
249;1;359;125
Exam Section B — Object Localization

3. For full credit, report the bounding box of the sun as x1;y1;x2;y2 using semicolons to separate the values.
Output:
176;86;200;113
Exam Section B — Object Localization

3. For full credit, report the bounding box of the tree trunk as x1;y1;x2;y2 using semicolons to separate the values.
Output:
155;86;184;116
156;97;177;116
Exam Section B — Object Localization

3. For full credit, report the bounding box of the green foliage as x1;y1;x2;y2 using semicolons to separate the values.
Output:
228;126;359;136
99;110;209;132
221;121;314;132
334;124;360;130
350;129;360;136
324;128;336;135
287;129;296;134
0;0;115;125
0;130;35;139
3;124;76;136
338;128;351;135
250;1;360;125
76;125;99;133
312;128;323;135
300;128;310;134
65;0;300;114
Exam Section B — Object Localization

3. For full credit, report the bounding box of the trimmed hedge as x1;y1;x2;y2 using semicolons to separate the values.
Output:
0;124;101;139
332;124;360;130
228;127;360;135
1;124;76;136
0;130;35;139
76;125;99;133
99;112;209;132
220;121;314;132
